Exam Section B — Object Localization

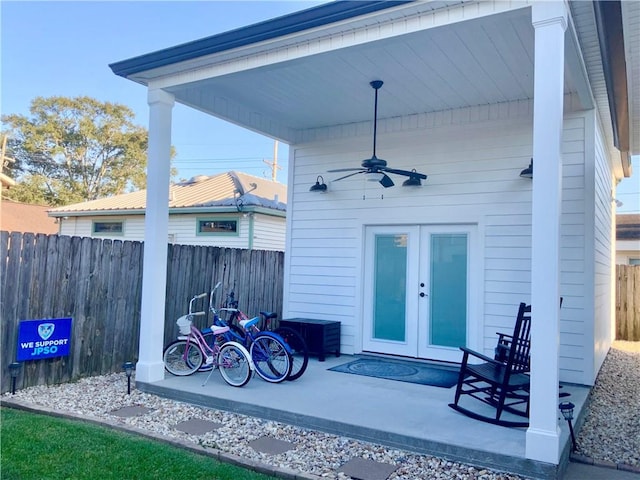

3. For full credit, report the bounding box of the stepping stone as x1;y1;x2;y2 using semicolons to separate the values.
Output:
339;458;397;480
248;436;295;455
110;406;153;417
173;418;222;435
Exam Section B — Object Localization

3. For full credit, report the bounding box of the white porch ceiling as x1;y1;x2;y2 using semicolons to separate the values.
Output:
168;9;546;136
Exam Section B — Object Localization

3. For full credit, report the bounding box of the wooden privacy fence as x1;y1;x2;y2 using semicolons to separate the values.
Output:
1;232;283;394
616;264;640;341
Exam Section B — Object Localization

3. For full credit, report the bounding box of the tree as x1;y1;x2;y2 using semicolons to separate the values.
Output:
1;96;153;206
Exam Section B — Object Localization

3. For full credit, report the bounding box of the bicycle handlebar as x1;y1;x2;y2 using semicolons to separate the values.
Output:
208;281;224;314
192;311;206;316
188;293;208;314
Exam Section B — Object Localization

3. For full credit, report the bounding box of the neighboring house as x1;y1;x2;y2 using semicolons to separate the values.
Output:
616;214;640;265
1;200;58;235
48;171;286;251
109;0;638;467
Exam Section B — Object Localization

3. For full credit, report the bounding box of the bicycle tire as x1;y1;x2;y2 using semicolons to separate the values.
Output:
163;340;203;376
274;326;309;381
217;341;252;387
250;333;292;383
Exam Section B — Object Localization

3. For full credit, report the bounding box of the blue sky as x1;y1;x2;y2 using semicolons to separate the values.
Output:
1;1;637;212
1;1;322;184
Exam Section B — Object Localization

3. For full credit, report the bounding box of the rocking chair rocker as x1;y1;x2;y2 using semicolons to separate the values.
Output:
449;302;532;428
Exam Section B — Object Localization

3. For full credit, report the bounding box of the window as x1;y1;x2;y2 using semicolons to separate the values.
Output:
93;221;124;235
197;217;238;236
630;258;640;266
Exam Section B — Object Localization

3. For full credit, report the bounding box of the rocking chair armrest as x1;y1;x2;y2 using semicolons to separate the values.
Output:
459;346;501;365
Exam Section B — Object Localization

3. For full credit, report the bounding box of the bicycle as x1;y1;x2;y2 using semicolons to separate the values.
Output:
162;292;254;387
204;283;292;384
263;312;309;381
221;289;309;381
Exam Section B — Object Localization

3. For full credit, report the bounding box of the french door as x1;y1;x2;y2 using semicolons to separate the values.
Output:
362;225;475;362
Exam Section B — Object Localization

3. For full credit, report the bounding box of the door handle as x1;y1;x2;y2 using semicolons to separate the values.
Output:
420;292;426;297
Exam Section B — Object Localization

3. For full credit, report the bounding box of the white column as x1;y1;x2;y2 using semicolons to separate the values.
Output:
136;88;174;383
526;2;567;464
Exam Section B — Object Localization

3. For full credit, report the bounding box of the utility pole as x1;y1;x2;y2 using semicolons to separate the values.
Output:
1;134;17;192
1;135;17;212
263;140;281;182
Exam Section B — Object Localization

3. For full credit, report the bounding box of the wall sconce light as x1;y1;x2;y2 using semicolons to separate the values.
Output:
9;362;21;395
520;159;533;179
402;169;424;187
310;175;327;193
559;401;578;452
122;361;135;394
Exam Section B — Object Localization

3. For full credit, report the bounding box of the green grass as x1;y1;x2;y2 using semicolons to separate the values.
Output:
0;407;276;480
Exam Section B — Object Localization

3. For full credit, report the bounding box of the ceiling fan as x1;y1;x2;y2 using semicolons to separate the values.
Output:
328;80;428;188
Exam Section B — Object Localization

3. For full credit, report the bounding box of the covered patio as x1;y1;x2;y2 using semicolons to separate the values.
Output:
110;0;637;472
137;354;590;479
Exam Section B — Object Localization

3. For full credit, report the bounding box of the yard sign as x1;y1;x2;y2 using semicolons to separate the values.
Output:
17;318;72;361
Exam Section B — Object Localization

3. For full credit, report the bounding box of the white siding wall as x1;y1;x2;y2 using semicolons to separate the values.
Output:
285;101;595;384
58;213;285;250
253;214;286;251
591;114;615;382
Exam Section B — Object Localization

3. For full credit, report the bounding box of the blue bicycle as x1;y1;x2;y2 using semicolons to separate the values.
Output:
201;283;292;384
222;289;309;381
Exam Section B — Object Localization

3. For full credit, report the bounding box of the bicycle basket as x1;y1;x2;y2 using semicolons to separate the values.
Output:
176;316;192;335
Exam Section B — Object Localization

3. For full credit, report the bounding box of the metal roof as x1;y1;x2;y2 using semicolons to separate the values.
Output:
48;171;286;216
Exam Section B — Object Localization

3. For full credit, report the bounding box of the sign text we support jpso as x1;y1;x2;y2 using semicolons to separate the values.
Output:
17;318;72;361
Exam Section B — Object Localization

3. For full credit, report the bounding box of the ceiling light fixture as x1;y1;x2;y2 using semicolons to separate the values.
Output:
328;80;427;188
402;169;423;187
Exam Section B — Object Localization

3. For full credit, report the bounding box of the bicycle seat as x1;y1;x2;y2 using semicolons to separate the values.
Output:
239;317;260;329
260;311;278;320
210;325;230;335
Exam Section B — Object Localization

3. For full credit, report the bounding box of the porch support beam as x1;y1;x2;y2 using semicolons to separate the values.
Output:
526;2;567;465
136;87;175;383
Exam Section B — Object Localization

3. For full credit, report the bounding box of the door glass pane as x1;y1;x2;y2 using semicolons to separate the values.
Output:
430;234;467;347
373;234;407;341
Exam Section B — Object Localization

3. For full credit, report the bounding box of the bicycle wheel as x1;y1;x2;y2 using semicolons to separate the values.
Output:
198;330;226;372
250;333;292;383
274;326;309;381
163;340;203;376
217;341;252;387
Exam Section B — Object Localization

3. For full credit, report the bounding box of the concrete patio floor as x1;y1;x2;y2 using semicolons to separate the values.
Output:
137;354;590;480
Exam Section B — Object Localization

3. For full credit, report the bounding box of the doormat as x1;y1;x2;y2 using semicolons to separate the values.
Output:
329;358;460;388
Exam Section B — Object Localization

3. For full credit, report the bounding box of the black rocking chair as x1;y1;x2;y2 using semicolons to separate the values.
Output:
449;302;532;428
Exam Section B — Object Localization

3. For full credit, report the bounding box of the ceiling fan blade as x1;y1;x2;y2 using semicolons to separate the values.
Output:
384;167;428;179
332;170;366;182
327;168;364;173
379;173;394;188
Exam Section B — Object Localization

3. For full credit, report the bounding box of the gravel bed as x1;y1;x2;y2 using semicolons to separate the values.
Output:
3;341;638;479
573;341;640;467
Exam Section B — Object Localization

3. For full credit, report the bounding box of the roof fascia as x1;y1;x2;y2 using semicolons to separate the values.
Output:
109;1;411;78
593;0;631;176
48;209;146;218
